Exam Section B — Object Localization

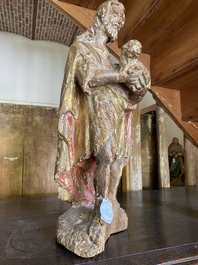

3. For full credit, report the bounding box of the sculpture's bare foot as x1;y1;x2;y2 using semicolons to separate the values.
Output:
57;198;128;258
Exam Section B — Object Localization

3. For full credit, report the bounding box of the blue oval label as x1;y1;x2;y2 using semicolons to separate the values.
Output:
100;198;114;224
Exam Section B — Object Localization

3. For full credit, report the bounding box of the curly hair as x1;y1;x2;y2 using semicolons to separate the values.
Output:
77;0;125;43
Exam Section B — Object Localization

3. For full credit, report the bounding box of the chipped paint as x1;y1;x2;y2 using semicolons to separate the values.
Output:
4;156;18;161
156;105;170;188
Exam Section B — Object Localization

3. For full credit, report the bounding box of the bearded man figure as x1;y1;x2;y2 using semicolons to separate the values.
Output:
55;0;150;258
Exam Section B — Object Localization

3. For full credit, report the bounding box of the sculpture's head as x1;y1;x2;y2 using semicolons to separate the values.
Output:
121;40;142;60
96;0;125;43
77;1;125;44
172;137;179;145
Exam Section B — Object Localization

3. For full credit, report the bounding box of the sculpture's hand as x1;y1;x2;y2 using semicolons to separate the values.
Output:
120;65;150;91
128;71;149;92
119;67;130;82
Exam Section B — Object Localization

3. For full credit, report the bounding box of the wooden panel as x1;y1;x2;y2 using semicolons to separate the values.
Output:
151;87;198;148
59;0;104;10
0;104;24;198
141;112;158;190
122;105;142;191
162;67;198;90
0;103;59;198
151;86;181;113
151;13;198;86
119;0;164;48
191;122;198;129
180;87;198;121
127;0;198;54
23;106;59;197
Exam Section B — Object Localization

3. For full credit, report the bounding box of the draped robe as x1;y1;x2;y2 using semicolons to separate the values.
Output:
55;40;140;205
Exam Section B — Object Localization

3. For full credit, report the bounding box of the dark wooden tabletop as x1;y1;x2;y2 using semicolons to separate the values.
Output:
0;187;198;265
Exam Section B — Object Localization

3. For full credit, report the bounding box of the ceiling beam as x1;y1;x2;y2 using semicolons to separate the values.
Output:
32;0;38;40
151;86;198;148
58;0;104;10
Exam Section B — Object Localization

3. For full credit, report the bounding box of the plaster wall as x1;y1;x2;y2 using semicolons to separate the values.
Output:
0;32;68;107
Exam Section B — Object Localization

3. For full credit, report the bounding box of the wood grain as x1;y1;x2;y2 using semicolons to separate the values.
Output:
23;106;59;197
151;10;198;86
180;87;198;122
0;104;24;197
59;0;104;10
162;67;198;91
119;0;163;48
128;0;198;54
0;104;59;198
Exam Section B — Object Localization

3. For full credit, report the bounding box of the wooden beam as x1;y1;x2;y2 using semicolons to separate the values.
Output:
32;0;38;40
161;66;198;91
151;13;198;86
151;86;181;113
58;0;104;10
180;87;198;122
151;86;198;148
156;105;170;188
184;136;197;187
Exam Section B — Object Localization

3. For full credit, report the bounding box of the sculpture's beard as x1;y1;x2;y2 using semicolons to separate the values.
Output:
106;24;119;43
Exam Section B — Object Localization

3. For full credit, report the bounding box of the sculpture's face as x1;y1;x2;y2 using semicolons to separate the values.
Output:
103;4;125;42
130;43;141;58
173;138;179;145
121;40;141;60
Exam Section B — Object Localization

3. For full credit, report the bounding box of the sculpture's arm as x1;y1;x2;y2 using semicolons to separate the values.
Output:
87;70;126;87
76;62;126;94
74;47;149;94
80;65;150;92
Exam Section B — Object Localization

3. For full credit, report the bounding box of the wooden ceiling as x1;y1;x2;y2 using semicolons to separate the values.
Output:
0;0;198;146
54;0;198;147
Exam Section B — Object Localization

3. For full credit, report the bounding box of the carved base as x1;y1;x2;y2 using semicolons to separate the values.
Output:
57;199;128;258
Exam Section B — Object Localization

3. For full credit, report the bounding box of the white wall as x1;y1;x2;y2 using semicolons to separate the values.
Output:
0;32;69;107
140;90;184;147
140;90;156;109
166;115;184;147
